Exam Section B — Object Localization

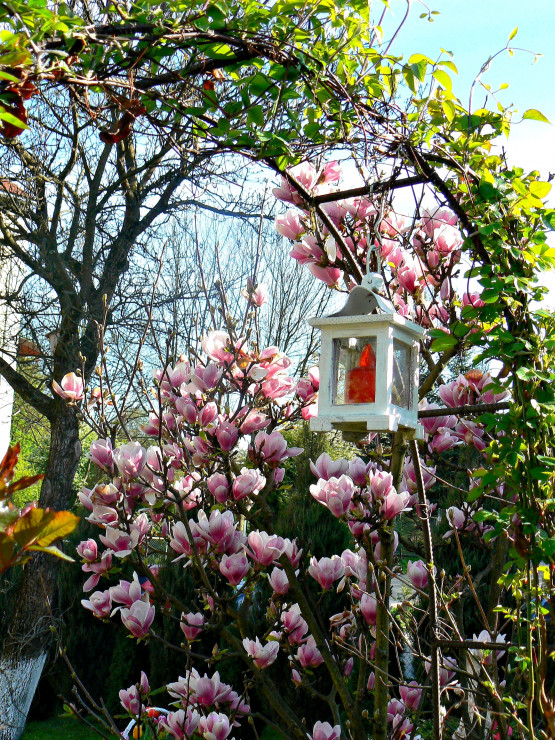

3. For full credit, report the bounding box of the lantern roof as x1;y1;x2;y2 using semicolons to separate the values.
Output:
309;273;426;339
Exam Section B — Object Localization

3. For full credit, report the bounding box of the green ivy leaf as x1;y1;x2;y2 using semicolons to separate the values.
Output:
522;108;550;124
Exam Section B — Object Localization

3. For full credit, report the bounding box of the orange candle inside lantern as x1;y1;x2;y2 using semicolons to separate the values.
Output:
346;343;376;403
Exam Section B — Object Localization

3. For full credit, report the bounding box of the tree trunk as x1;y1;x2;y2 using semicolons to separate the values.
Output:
0;405;81;740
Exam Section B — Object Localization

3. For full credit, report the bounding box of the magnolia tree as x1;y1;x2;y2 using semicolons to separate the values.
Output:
2;0;555;737
54;152;555;740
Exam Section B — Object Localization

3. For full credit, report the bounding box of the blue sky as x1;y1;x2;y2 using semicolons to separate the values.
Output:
384;0;555;302
384;0;555;175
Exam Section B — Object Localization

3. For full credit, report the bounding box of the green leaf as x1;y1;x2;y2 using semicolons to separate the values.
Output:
430;333;458;352
26;544;75;562
529;181;551;199
508;27;518;41
433;69;452;93
0;106;28;130
522;108;550;124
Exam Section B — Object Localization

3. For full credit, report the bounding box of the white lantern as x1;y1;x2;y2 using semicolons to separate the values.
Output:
309;274;425;441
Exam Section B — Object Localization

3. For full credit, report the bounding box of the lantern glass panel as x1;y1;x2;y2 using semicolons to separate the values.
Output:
333;337;377;405
392;339;412;409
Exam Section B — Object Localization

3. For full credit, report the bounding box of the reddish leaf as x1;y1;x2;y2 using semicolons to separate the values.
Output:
35;510;79;546
0;532;15;572
12;508;56;547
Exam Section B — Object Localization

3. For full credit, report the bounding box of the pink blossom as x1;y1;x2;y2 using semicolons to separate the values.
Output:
199;712;232;740
321;161;341;184
189;363;223;392
344;196;376;220
290;235;324;265
219;552;250;586
268;566;290;595
242;281;269;307
424;656;457;686
276;211;305;241
207;473;229;503
281;604;308;644
308;366;319;388
434;224;462;254
232;468;266;500
119;685;142;715
429;428;460;454
113;441;147;481
462;292;485;310
176;397;198;424
407;560;428;590
297;636;324;668
121;598;155;638
52;372;84;401
283;538;303;567
180;612;205;641
296;378;317;402
400;681;423;710
202;331;234;364
393;717;413;738
195;510;242;553
253;430;302;466
308;555;344;590
242;637;279;669
169;521;206;559
311;721;341;740
471;629;506;666
76;539;98;563
240;410;270;434
167;361;191;388
367;672;376;690
359;593;378;625
215;420;239;451
159;709;200;740
396;263;419;294
89;439;113;473
421;207;458;237
310;475;354;517
438;376;472;408
99;527;140;558
82;551;113;592
261;374;296;399
307;263;342;288
418;401;457;436
247;531;285;566
302;402;318;420
387;698;405;723
374;531;399;561
310;453;349;480
81;590;112;618
110;575;143;607
367;470;394;501
453;420;486;451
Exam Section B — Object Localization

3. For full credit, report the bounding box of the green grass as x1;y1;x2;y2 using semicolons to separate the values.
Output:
22;716;101;740
22;716;287;740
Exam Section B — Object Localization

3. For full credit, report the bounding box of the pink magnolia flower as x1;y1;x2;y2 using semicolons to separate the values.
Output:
215;420;239;452
310;475;354;518
400;681;423;710
281;604;308;644
438;376;472;408
76;539;98;563
311;721;341;740
321;160;341;184
283;538;303;567
121;598;155;638
176;397;198;424
189;363;223;392
195;510;241;553
202;331;235;364
110;575;143;607
52;372;84;401
393;717;413;738
421;207;458;237
159;709;200;740
206;473;229;503
387;698;405;723
81;590;112;618
471;629;506;666
219;552;250;586
232;468;266;501
308;555;344;590
462;292;485;310
242;637;279;669
310;453;349;480
273;161;318;204
82;551;113;592
367;470;394;501
296;378;317;402
113;441;147;481
434;224;462;254
453;420;486;451
429;428;460;454
99;527;140;558
307;263;342;288
297;635;324;668
247;531;285;567
396;263;420;294
240;410;270;434
418;400;457;436
180;612;205;641
261;374;296;399
359;592;378;625
367;672;376;690
290;236;324;265
253;430;302;466
242;281;269;307
89;439;113;473
119;684;142;715
424;656;458;686
407;560;428;590
276;210;305;241
268;566;290;595
199;712;232;740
